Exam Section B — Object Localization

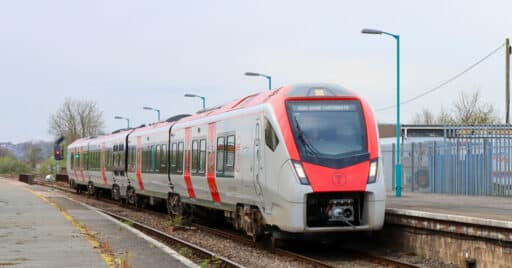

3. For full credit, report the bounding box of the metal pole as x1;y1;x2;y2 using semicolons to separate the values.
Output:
201;97;206;110
267;76;272;90
395;34;402;197
506;38;510;124
126;119;130;128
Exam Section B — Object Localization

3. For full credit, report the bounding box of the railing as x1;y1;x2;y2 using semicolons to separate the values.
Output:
381;125;512;197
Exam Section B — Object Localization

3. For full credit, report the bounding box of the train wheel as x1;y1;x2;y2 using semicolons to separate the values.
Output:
87;182;95;196
111;185;121;201
167;194;182;215
126;187;137;206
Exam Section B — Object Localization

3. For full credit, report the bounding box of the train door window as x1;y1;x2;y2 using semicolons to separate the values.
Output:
199;139;206;175
216;137;225;175
191;140;199;175
160;144;167;173
224;135;236;177
155;145;161;173
265;118;279;152
177;142;184;174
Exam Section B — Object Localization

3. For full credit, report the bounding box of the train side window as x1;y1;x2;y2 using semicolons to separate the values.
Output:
155;145;161;173
142;146;148;172
161;144;167;173
224;135;235;177
199;139;206;175
265;118;279;152
191;140;199;175
216;137;225;175
170;143;177;173
150;145;156;173
177;142;184;174
120;144;125;168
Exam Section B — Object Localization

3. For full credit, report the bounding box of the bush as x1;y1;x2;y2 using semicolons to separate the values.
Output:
39;157;58;177
0;156;30;175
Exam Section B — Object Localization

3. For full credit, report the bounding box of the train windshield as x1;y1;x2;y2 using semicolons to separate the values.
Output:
287;100;368;168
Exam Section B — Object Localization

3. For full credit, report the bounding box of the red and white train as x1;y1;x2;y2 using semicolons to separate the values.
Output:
67;83;385;238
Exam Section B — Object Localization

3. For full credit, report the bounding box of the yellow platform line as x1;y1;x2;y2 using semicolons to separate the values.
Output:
23;187;116;268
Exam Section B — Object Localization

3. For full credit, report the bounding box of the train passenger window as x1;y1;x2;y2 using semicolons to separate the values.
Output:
191;140;199;175
216;137;225;175
265;118;279;152
177;142;184;174
155;145;161;173
199;139;206;175
224;135;235;177
160;144;167;173
150;145;156;173
120;146;125;168
170;143;177;173
142;147;147;172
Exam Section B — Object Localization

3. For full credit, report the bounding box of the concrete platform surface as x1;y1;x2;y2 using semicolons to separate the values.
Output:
0;178;108;268
386;191;512;224
0;178;196;268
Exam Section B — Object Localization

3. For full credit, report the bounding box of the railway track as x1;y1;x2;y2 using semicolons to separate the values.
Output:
35;180;421;268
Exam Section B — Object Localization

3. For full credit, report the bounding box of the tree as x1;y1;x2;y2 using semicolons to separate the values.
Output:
0;147;12;158
48;98;105;144
411;90;499;125
23;143;42;169
452;90;498;124
412;108;436;124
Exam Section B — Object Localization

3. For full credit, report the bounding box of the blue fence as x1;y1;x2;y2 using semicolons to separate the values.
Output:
382;125;512;197
428;141;493;195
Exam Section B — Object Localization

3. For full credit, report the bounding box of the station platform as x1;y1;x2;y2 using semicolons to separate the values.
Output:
386;191;512;223
0;178;196;268
384;191;512;267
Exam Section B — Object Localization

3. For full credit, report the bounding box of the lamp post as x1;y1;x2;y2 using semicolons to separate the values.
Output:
184;93;206;110
245;72;272;90
361;28;402;197
114;116;131;128
143;106;161;122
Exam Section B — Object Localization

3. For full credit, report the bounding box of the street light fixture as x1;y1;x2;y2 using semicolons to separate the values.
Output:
184;93;206;110
245;72;272;90
143;106;161;122
361;27;402;197
114;116;131;128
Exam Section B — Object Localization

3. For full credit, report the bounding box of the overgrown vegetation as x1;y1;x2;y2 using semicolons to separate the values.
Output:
38;157;58;177
0;156;30;175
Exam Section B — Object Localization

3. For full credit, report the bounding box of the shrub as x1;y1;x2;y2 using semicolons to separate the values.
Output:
0;156;30;175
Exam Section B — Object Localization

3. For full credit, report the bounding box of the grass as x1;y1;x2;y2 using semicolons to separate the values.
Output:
122;220;134;227
178;246;193;258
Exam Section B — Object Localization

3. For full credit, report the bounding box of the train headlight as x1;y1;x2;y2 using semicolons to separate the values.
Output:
292;160;310;185
367;160;378;184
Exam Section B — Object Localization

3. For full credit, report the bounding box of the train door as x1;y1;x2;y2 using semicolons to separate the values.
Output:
253;119;265;207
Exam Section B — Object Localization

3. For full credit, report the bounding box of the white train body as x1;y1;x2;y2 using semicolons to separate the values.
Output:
67;84;386;235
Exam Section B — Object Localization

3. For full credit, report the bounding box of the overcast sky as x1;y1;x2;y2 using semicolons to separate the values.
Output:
1;0;511;142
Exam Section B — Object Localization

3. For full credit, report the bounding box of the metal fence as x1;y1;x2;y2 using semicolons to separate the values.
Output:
381;125;512;197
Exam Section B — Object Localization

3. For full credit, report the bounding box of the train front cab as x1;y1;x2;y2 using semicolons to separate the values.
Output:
268;84;385;233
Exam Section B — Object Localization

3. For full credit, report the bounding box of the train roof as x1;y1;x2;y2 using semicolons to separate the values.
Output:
67;83;359;147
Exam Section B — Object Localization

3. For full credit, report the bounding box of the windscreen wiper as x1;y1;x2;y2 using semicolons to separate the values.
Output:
293;117;320;157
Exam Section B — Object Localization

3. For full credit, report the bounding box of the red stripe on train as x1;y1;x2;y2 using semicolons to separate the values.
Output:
184;128;196;198
136;136;145;190
207;123;221;202
101;143;108;185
